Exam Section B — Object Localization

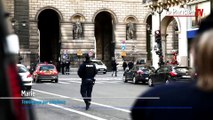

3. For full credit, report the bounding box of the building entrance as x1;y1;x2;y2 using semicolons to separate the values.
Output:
38;9;60;64
95;11;115;69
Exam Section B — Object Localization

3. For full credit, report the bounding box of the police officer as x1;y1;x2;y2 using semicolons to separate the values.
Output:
78;54;97;110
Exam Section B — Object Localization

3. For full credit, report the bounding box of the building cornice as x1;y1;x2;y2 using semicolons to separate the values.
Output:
186;0;209;5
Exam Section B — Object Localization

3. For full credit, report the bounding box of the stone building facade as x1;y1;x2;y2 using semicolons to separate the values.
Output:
5;0;153;69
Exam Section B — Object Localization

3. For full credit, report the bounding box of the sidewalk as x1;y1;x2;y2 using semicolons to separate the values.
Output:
58;68;78;75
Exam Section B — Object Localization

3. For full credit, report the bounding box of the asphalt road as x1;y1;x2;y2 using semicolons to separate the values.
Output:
30;71;151;120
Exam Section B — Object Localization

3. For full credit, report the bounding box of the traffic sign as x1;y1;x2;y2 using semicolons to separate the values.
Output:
121;44;126;50
122;40;126;44
77;49;82;56
121;51;126;57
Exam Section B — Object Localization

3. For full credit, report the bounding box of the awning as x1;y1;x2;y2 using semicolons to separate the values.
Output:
187;28;198;39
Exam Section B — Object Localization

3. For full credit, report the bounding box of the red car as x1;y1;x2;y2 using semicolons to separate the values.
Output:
33;63;58;83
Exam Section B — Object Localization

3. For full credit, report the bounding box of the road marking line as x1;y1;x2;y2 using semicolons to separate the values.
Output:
66;81;81;84
59;78;81;80
60;80;122;84
32;89;131;113
32;98;107;120
59;78;123;81
104;81;122;83
58;82;70;84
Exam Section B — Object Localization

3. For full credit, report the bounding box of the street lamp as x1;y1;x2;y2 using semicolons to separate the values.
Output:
11;18;27;34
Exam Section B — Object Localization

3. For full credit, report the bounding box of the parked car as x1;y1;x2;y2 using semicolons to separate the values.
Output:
123;65;155;84
148;65;193;87
33;63;58;83
91;59;107;74
135;58;146;65
17;64;33;90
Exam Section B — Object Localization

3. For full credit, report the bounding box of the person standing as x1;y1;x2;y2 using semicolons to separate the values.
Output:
78;54;97;110
122;61;127;71
131;13;213;120
128;61;134;70
65;60;70;75
111;60;118;77
61;60;65;75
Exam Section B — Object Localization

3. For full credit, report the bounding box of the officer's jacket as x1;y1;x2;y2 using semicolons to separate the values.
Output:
78;61;97;80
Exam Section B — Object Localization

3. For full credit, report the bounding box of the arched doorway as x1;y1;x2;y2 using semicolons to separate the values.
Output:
38;9;61;64
146;15;152;64
161;16;179;63
94;11;115;69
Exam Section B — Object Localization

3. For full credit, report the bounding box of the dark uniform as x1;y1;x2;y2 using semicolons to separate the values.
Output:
111;60;118;77
61;61;65;75
128;61;134;70
65;60;70;74
78;55;97;110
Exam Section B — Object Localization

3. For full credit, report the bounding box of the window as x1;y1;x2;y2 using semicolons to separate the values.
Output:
92;61;103;65
17;66;28;73
39;65;55;71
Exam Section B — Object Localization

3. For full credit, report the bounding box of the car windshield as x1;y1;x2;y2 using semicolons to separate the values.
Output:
17;66;28;73
92;61;103;65
137;66;145;70
141;69;149;74
39;65;55;71
175;67;192;73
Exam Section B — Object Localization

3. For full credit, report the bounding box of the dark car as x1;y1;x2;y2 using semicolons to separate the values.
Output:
33;63;59;83
123;65;155;84
148;65;193;87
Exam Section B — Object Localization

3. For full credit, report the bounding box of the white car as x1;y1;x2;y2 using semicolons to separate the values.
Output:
17;64;33;90
91;60;107;74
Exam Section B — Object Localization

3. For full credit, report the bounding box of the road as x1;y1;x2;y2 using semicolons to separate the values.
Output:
30;71;151;120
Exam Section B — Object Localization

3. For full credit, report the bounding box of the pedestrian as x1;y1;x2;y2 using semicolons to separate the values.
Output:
122;61;127;71
128;61;134;70
61;60;65;75
111;59;118;77
131;13;213;120
65;60;70;75
78;54;97;110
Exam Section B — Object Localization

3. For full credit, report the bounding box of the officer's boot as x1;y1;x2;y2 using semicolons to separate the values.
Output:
85;101;91;110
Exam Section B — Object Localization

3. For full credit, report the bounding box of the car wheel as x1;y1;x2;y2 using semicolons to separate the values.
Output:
142;81;146;84
123;75;127;83
55;79;58;83
26;86;32;91
166;80;169;84
133;77;137;84
36;78;40;83
148;78;153;87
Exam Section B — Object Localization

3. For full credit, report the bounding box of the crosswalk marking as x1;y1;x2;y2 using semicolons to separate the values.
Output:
62;80;122;84
32;80;123;85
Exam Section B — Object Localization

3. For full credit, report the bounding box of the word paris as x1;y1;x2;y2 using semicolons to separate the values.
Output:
166;6;204;17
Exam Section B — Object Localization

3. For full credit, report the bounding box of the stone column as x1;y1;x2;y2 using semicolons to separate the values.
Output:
161;34;167;62
178;17;188;66
135;23;147;60
29;21;39;64
152;13;160;69
114;23;126;69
